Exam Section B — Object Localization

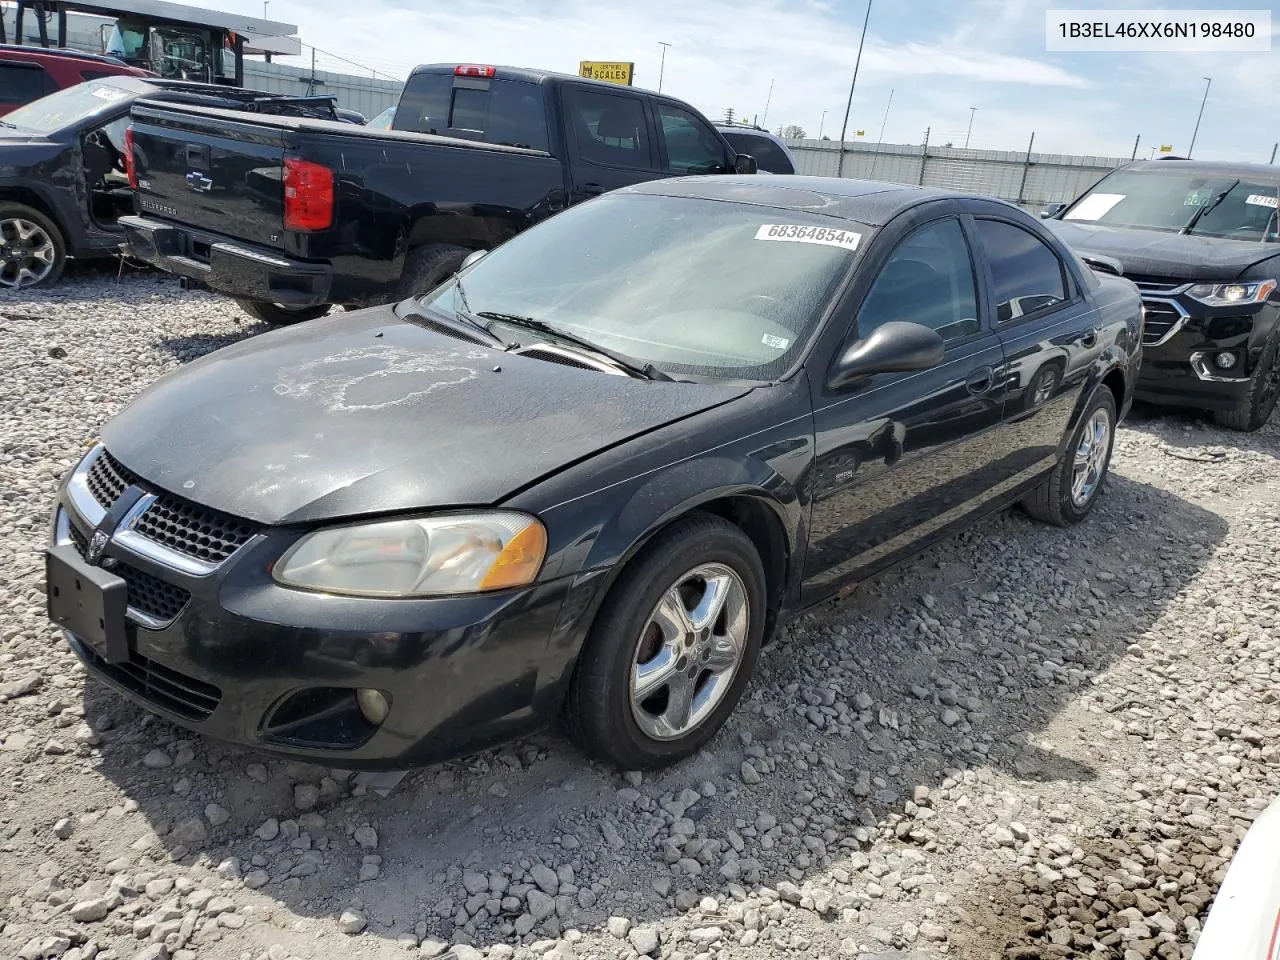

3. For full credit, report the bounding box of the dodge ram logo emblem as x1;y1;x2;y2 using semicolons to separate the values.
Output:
85;530;109;565
185;171;213;193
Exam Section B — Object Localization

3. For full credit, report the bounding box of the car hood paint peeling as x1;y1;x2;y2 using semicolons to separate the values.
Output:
100;307;752;525
1046;220;1280;280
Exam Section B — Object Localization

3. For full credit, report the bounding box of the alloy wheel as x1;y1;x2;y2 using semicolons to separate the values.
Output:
1070;407;1112;507
629;562;749;741
0;217;57;288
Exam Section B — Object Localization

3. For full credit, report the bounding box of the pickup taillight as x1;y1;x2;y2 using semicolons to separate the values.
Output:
124;125;138;190
282;155;335;232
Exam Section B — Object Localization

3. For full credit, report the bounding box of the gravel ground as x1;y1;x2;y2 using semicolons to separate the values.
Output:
1;267;1277;960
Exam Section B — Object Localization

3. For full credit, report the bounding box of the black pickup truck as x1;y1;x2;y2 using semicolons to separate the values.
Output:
118;63;759;324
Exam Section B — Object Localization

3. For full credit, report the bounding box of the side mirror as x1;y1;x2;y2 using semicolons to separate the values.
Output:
733;153;758;175
828;321;945;390
460;249;488;271
1040;202;1066;219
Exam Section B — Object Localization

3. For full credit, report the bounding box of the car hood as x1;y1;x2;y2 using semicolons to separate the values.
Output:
1046;220;1279;281
100;306;753;525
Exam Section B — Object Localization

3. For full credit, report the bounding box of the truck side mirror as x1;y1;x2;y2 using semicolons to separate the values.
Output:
1040;202;1066;219
734;154;758;175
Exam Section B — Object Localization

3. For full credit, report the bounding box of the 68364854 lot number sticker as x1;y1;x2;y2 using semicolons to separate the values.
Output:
754;224;862;251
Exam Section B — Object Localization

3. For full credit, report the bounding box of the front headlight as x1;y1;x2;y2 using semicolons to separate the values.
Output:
1185;280;1277;307
273;512;547;597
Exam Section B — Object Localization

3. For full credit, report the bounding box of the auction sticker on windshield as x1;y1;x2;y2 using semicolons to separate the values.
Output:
1246;194;1279;208
755;224;861;250
1064;193;1125;220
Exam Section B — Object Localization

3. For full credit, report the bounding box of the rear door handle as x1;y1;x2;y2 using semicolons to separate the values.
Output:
1075;327;1099;347
966;366;994;395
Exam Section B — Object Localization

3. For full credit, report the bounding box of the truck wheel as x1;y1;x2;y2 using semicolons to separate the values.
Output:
234;300;332;326
1021;387;1116;526
1212;328;1280;432
0;203;66;289
563;513;766;770
396;244;469;299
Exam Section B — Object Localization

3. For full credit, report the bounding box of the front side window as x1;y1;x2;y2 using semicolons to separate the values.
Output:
420;193;871;380
857;219;979;343
658;104;729;175
974;220;1067;322
568;90;652;168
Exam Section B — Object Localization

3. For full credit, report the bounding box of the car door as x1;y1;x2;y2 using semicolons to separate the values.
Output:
965;206;1101;477
652;100;732;176
562;86;664;204
802;208;1009;604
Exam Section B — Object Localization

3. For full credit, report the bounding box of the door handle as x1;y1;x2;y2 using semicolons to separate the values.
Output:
966;366;994;395
1075;327;1099;347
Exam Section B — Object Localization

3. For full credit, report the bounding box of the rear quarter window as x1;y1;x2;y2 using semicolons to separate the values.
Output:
721;131;794;174
0;62;56;105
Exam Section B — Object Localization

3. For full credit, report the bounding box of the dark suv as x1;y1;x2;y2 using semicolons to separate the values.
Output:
1043;160;1280;431
0;44;154;116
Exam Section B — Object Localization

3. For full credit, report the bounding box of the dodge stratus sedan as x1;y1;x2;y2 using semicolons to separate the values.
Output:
47;176;1142;770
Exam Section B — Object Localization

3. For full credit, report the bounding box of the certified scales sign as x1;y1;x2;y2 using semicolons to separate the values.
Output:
579;61;634;85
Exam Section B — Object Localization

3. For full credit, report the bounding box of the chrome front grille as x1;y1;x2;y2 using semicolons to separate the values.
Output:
1140;299;1186;346
1129;276;1186;295
67;517;191;625
73;445;260;571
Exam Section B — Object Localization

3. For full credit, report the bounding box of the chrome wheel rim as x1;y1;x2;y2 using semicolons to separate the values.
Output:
1071;407;1112;507
0;217;57;288
629;562;749;741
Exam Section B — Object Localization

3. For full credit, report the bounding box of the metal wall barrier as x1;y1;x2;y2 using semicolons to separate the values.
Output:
786;138;1132;212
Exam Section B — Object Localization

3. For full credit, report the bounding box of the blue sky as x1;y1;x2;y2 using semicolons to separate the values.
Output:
234;0;1277;161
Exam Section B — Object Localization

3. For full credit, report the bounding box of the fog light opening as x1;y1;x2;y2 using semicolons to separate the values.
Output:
1214;351;1237;370
355;688;390;726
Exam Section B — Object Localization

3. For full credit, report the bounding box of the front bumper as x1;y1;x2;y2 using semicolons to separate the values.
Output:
1133;296;1275;412
51;474;603;769
119;215;334;308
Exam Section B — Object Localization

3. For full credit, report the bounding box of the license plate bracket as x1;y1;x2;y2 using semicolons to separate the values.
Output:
46;544;129;663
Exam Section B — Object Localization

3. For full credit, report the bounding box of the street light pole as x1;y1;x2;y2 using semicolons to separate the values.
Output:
1187;76;1210;158
818;110;827;139
657;42;671;93
836;0;873;178
964;107;977;149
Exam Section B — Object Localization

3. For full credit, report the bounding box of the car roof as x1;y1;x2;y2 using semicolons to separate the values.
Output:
619;175;990;226
1119;158;1280;182
0;43;139;69
411;63;679;97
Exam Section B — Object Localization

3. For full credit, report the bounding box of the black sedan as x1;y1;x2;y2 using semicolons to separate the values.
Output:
46;176;1143;770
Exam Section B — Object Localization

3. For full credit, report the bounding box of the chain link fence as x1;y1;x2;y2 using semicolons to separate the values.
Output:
786;137;1133;212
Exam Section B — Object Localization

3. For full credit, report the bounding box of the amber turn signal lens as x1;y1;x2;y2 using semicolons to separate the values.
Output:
480;521;548;590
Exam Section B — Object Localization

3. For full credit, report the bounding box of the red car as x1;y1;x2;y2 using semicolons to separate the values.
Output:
0;44;154;117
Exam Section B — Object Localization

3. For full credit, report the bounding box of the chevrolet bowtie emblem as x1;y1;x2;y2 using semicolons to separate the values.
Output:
185;171;213;192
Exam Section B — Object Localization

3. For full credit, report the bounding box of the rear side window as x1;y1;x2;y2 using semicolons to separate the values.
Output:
657;103;728;175
392;73;549;151
566;89;653;169
721;131;794;174
0;63;55;105
973;220;1068;323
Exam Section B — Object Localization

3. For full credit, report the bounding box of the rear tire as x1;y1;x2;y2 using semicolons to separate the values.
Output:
1212;328;1280;432
395;244;468;299
0;203;66;290
563;514;767;770
234;299;332;326
1022;387;1116;526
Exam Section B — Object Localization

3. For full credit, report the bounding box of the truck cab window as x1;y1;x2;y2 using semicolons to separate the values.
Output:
567;90;653;169
657;104;729;175
393;74;549;151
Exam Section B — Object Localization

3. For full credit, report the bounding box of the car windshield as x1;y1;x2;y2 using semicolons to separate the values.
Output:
1063;169;1280;241
3;79;135;133
420;192;867;381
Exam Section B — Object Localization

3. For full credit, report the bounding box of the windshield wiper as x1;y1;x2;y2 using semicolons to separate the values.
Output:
400;280;506;347
476;311;675;382
1182;181;1237;235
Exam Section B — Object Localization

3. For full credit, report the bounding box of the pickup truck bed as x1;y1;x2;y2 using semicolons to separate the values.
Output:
120;64;757;322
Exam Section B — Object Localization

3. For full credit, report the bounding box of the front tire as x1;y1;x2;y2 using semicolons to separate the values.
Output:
1213;328;1280;432
1022;387;1116;526
564;514;767;770
234;299;332;326
0;203;66;289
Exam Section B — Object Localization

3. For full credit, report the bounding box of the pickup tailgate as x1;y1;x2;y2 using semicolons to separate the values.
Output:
130;102;289;250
